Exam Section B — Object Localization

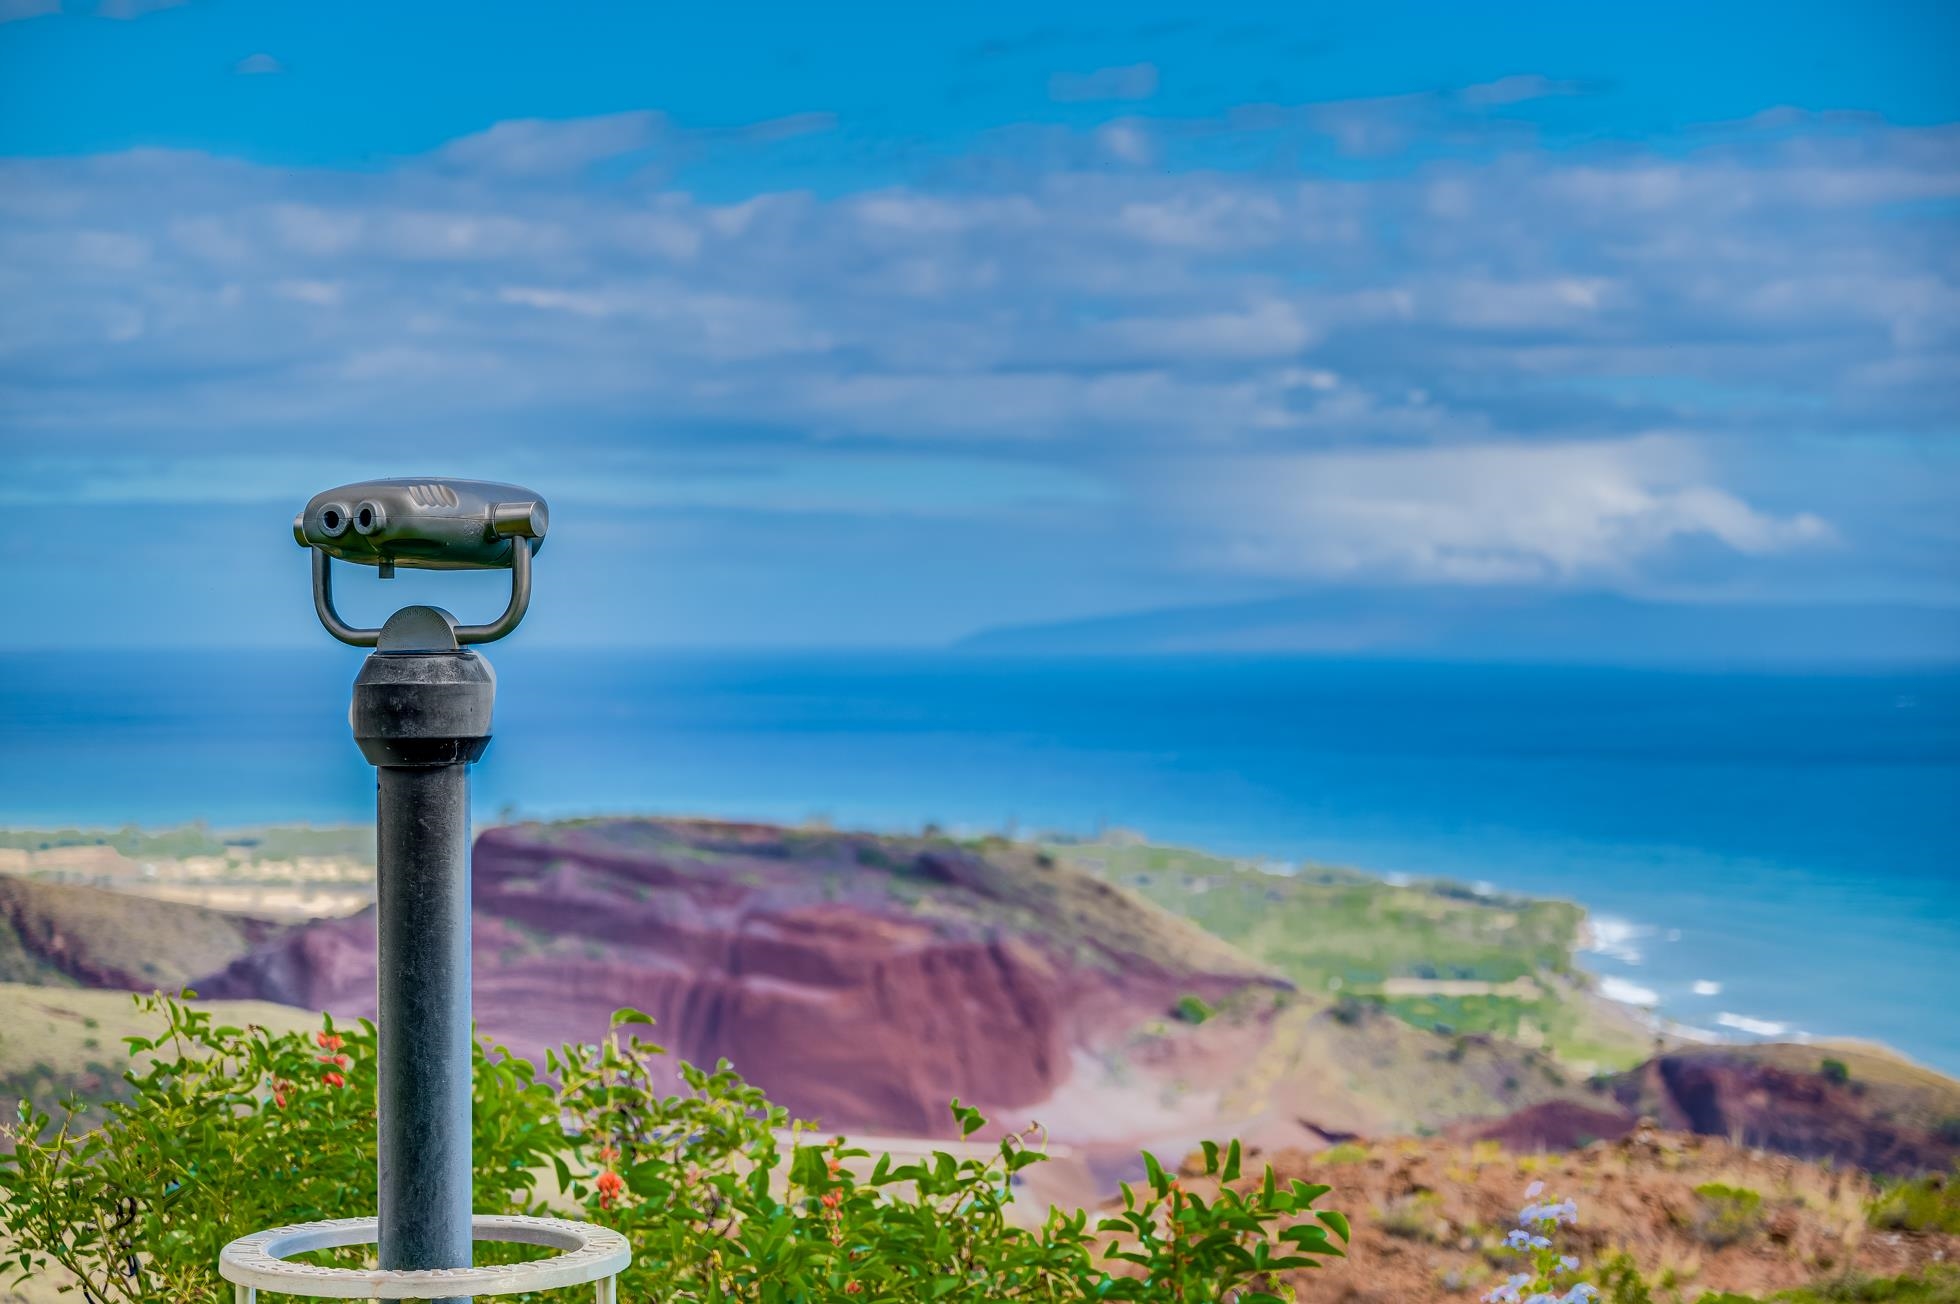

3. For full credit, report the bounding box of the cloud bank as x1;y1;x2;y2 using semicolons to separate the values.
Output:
0;89;1955;643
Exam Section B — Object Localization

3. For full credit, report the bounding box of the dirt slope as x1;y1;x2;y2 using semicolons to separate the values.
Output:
1456;1044;1960;1178
197;818;1282;1137
0;875;283;990
1205;1122;1960;1303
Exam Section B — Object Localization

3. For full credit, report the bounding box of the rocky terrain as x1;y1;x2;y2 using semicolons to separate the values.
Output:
196;818;1284;1137
1201;1121;1960;1302
1455;1043;1960;1178
8;817;1960;1304
12;816;1952;1187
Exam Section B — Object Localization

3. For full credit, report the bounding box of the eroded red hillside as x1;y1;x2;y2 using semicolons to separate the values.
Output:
197;818;1277;1136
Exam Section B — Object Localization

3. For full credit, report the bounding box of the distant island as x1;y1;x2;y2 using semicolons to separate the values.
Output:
958;587;1960;664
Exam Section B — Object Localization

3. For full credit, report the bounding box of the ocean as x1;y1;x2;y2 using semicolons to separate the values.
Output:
2;649;1956;1074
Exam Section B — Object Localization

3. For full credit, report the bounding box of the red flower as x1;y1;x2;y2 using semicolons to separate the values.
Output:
820;1191;841;1209
595;1170;624;1209
845;1282;863;1295
596;1144;619;1163
321;1071;346;1088
316;1031;343;1051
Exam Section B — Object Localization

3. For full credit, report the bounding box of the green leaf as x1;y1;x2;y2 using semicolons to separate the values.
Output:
1222;1138;1242;1183
624;1160;670;1198
609;1007;656;1029
1316;1209;1351;1243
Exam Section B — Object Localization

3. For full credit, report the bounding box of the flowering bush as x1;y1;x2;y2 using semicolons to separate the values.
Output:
1484;1182;1598;1304
1;995;1346;1302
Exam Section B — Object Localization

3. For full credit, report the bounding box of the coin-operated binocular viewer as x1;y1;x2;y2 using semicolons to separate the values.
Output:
219;480;628;1303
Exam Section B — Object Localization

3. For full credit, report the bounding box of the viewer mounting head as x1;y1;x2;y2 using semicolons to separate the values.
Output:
295;477;548;650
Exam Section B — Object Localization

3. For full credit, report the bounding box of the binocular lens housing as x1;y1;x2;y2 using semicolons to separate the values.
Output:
295;478;548;571
317;502;354;538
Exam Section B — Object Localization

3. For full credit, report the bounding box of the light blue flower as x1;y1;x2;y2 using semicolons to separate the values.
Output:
1485;1272;1533;1304
1563;1285;1600;1303
1525;1180;1546;1198
1560;1256;1579;1272
1520;1197;1579;1225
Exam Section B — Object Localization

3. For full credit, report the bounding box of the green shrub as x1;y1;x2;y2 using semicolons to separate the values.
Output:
1171;994;1215;1025
1820;1058;1851;1086
1869;1168;1960;1235
1377;1190;1444;1241
1;994;1347;1302
1594;1253;1655;1304
1691;1183;1765;1247
1773;1265;1960;1303
1328;994;1381;1027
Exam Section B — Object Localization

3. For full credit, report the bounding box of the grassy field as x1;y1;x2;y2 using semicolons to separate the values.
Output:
1047;837;1654;1072
0;823;375;864
0;983;324;1132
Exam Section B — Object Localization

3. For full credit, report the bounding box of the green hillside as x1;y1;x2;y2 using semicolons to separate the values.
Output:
1047;838;1653;1072
0;823;374;864
0;876;280;990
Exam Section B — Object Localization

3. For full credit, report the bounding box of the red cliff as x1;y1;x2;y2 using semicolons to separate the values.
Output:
197;818;1278;1136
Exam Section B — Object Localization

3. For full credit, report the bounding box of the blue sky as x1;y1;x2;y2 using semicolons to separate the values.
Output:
1;0;1956;650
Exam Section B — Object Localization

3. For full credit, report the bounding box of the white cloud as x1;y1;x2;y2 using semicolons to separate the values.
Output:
0;106;1944;602
1107;299;1317;360
273;279;343;307
234;52;284;75
435;111;661;178
1116;191;1283;248
1096;121;1154;165
1186;436;1832;583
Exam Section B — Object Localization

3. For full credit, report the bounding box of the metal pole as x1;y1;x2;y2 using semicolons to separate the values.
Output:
352;616;496;1304
294;478;547;1304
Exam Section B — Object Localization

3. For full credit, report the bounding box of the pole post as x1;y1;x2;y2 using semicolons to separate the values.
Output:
352;610;496;1304
292;479;547;1304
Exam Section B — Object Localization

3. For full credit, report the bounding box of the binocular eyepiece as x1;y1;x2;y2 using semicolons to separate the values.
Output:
296;478;549;649
295;478;547;572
